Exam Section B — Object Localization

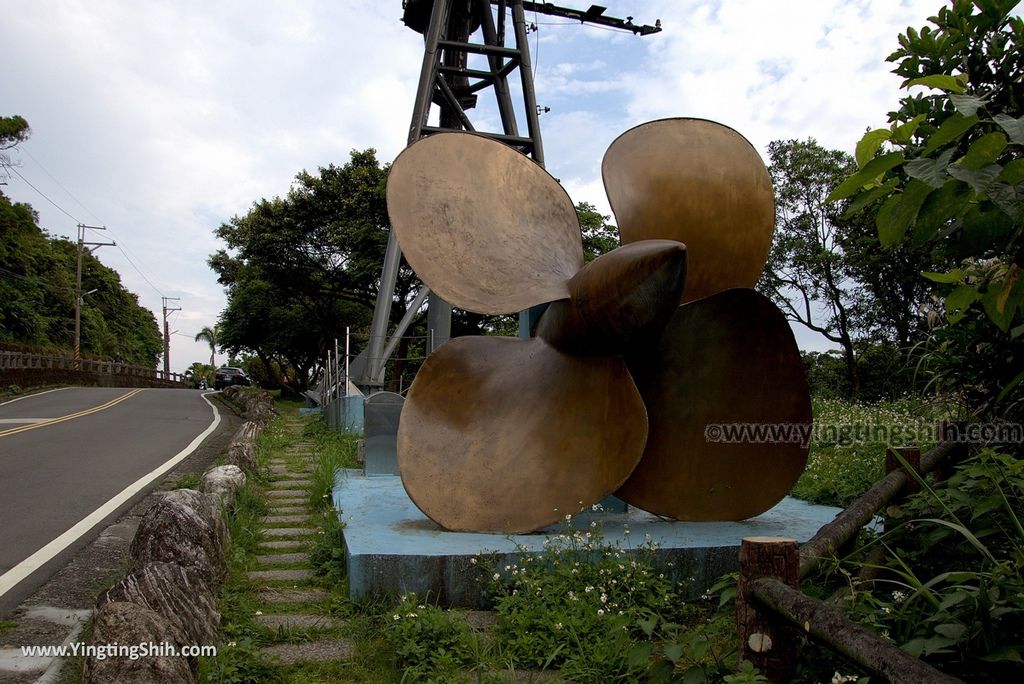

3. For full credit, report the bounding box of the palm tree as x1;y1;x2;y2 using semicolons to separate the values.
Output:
194;325;220;369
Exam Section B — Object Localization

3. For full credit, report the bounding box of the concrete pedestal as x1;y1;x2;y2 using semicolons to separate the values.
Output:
333;470;841;607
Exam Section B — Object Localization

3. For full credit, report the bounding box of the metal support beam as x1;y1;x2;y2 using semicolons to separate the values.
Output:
380;287;432;364
360;0;659;390
362;0;451;389
511;1;544;166
509;1;661;35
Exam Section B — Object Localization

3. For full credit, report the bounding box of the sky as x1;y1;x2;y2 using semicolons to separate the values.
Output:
0;0;983;370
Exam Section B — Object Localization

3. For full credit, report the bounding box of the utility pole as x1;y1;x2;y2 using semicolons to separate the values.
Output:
74;224;115;369
161;296;181;378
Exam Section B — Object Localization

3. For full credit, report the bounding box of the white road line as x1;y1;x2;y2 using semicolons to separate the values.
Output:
0;392;222;601
0;419;50;424
0;387;70;407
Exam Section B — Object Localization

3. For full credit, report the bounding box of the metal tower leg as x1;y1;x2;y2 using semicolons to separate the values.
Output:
358;0;544;390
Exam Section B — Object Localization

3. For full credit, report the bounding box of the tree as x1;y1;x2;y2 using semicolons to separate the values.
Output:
211;150;410;393
577;201;619;261
839;212;940;348
831;0;1024;415
194;325;220;368
0;115;30;175
758;139;864;393
185;361;213;387
758;139;944;397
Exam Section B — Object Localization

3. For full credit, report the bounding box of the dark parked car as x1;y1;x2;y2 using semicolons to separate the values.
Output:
215;366;251;390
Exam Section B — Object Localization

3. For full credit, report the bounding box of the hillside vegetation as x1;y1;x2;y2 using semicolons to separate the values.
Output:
0;191;162;366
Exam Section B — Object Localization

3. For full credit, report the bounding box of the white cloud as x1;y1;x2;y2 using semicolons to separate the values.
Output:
3;0;991;365
3;0;418;370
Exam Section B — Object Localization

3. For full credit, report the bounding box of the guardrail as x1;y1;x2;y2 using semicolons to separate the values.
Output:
736;431;968;682
0;350;186;385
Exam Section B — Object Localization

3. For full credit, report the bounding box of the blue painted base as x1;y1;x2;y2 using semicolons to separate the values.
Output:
333;470;841;607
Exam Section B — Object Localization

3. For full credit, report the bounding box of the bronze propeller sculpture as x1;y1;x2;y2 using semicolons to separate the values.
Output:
386;118;812;534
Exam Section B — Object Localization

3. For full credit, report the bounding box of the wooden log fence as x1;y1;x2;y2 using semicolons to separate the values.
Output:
0;350;186;385
736;430;969;683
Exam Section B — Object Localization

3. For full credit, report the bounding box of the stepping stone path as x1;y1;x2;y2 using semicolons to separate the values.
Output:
244;414;355;670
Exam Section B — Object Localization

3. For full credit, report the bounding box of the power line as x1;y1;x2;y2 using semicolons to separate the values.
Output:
5;166;81;223
107;238;167;298
20;147;105;225
9;161;168;298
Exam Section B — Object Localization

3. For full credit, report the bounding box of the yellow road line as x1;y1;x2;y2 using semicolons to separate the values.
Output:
0;389;145;439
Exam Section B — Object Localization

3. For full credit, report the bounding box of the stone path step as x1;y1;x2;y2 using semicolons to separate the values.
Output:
270;465;313;475
258;540;306;550
255;552;308;566
273;479;313;489
267;500;307;508
268;490;308;499
262;514;310;525
267;506;306;515
268;501;307;510
262;640;355;664
263;527;315;538
247;568;315;582
257;588;329;604
255;613;341;630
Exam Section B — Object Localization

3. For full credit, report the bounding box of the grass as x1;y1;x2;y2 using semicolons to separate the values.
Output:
303;420;361;512
791;396;957;507
0;619;16;636
174;472;202;489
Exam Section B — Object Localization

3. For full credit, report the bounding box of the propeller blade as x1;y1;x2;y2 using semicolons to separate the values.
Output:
602;118;775;303
398;335;648;533
536;239;686;356
387;132;584;314
616;288;811;520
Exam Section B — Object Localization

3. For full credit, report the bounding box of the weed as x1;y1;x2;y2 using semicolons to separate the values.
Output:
833;449;1024;682
201;637;279;684
304;420;360;512
389;595;478;681
174;472;201;490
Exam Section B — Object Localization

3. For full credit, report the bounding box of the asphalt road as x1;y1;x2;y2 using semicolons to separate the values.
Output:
0;387;221;615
